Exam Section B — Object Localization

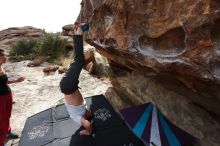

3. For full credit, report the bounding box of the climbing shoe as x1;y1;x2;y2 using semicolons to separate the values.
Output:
80;23;89;32
74;22;89;32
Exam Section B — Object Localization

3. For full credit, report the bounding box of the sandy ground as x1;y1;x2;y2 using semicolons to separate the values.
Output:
3;61;111;146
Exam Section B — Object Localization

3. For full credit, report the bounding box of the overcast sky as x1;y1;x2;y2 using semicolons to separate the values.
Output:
0;0;82;32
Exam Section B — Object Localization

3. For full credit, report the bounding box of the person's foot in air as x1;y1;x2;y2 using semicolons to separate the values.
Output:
73;22;89;34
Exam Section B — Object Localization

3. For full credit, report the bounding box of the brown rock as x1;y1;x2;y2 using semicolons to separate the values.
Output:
62;24;74;37
62;24;74;32
66;37;73;48
77;0;220;145
86;61;95;74
0;26;44;50
104;87;129;110
27;58;44;67
79;0;220;116
58;67;68;74
84;47;95;63
43;66;59;73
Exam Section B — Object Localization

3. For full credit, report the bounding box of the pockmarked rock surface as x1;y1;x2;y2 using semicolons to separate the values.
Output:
77;0;220;145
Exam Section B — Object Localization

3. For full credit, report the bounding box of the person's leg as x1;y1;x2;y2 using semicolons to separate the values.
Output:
0;95;6;146
60;24;92;135
5;93;18;140
0;93;12;145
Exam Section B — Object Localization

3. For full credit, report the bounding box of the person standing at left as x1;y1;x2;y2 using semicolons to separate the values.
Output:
0;49;25;146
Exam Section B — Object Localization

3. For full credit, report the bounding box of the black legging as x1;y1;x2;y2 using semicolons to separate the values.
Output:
60;35;85;94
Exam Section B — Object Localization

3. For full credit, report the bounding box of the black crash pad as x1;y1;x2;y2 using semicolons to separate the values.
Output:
19;94;146;146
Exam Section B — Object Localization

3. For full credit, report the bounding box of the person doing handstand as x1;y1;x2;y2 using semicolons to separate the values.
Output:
60;22;92;135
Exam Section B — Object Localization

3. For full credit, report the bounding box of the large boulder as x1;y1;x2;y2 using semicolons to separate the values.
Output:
0;26;44;50
77;0;220;145
79;0;220;116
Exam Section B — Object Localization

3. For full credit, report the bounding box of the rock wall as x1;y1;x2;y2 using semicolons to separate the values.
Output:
0;26;44;50
77;0;220;145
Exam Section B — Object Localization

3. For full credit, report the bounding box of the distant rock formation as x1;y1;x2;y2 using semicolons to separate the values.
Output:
0;26;44;50
77;0;220;145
